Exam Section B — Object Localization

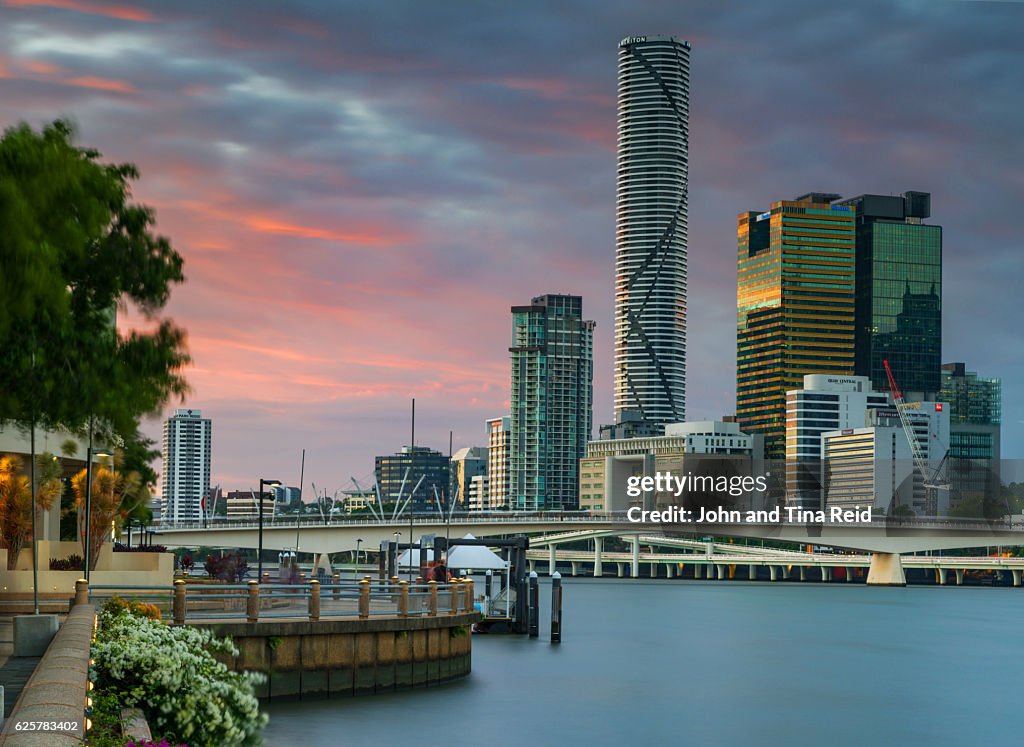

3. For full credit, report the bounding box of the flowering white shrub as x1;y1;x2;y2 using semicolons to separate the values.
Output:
91;603;267;747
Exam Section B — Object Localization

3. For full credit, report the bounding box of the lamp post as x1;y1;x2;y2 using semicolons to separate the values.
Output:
257;478;281;581
393;531;400;580
355;538;363;581
83;448;111;582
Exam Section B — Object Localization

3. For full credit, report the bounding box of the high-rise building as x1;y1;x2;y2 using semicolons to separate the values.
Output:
737;194;856;457
510;294;595;510
940;362;1001;509
449;446;487;509
785;375;891;507
375;446;449;512
838;191;942;395
485;416;510;510
613;35;690;427
161;408;212;524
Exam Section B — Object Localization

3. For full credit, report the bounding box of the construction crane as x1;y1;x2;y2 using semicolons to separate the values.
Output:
883;359;949;513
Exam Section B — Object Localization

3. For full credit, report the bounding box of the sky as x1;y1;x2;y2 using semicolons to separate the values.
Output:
1;0;1022;497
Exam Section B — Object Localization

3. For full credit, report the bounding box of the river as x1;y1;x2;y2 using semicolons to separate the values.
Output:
261;578;1021;745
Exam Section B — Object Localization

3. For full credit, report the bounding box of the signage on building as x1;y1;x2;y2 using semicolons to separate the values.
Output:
619;36;647;46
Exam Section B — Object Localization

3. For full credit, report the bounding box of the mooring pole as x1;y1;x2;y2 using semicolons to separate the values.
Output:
528;571;539;637
550;571;562;644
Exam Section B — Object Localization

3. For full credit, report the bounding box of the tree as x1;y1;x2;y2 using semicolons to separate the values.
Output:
0;454;62;570
72;464;139;572
0;118;189;452
0;120;189;591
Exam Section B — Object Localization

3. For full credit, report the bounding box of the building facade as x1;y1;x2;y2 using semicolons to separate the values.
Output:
485;416;510;510
822;425;914;513
374;446;450;512
785;375;891;508
737;194;857;457
613;35;690;427
161;408;212;524
824;404;949;515
449;446;487;509
838;191;942;396
580;421;764;512
225;489;275;519
940;362;1001;509
510;294;595;510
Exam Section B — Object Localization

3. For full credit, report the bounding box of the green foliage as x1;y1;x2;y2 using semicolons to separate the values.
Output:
0;119;189;439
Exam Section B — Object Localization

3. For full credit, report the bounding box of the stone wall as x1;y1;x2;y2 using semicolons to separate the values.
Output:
199;613;479;700
0;604;94;746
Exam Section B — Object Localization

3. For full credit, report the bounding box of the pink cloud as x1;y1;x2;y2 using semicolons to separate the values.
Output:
64;75;135;93
3;0;154;22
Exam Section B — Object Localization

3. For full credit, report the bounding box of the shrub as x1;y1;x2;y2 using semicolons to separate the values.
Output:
203;553;249;582
92;602;266;747
113;542;169;553
101;596;162;622
49;553;85;571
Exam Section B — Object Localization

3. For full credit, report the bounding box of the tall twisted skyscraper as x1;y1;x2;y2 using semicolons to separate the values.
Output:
614;35;690;427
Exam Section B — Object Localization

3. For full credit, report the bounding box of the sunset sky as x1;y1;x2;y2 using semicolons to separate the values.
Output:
2;0;1021;497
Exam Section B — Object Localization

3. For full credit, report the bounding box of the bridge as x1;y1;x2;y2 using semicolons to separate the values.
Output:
152;513;1024;586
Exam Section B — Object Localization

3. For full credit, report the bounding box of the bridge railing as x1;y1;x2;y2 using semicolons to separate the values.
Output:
85;576;477;625
150;512;1023;532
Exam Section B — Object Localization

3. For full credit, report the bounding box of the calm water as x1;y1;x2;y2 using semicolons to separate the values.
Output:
262;578;1022;746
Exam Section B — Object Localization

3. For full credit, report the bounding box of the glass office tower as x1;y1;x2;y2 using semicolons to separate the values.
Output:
736;194;856;458
839;191;942;395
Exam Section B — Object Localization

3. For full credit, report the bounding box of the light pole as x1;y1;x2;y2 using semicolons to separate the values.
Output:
393;531;400;580
355;538;363;581
83;447;111;582
257;478;281;581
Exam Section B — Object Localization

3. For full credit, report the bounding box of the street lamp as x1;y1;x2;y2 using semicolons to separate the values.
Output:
393;531;401;580
257;478;281;581
355;538;363;581
83;448;111;582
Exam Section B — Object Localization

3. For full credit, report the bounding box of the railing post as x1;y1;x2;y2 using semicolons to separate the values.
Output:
74;578;89;606
466;578;475;611
332;573;341;599
451;580;462;614
173;579;186;625
428;580;438;616
247;580;260;623
358;579;370;619
398;580;409;617
309;579;320;622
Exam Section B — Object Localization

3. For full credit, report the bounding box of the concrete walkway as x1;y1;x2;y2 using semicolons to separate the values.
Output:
0;617;44;720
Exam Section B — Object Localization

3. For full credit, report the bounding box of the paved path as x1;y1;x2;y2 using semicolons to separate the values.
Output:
0;616;45;719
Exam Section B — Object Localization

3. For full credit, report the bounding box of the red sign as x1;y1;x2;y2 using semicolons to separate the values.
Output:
935;403;944;412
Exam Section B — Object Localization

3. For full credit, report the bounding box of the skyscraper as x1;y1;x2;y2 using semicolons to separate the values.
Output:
161;408;212;524
736;194;857;457
839;191;942;395
510;294;595;510
614;35;690;427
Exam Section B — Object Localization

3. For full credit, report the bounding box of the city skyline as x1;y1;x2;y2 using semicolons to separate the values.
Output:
0;1;1021;493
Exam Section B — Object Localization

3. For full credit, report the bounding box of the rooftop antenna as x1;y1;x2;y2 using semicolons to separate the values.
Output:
299;448;306;503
